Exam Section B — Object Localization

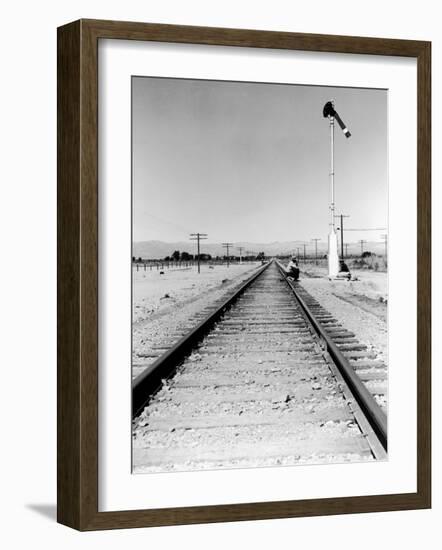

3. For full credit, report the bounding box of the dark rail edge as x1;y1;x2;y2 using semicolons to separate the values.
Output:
132;261;272;417
275;261;388;451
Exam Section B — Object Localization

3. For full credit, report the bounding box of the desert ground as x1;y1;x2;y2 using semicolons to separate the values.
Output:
132;259;388;472
132;259;388;379
299;262;388;365
132;262;263;379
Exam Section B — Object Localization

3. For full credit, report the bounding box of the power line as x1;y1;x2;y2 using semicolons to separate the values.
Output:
311;238;321;265
345;227;387;231
335;214;350;260
189;233;208;273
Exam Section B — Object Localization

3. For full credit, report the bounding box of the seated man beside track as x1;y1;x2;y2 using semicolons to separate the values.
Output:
338;259;352;280
286;257;300;281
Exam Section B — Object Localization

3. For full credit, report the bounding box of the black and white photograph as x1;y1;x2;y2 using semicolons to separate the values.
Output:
131;76;388;474
2;0;435;541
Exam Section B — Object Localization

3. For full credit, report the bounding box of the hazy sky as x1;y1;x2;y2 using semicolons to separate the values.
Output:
132;76;387;247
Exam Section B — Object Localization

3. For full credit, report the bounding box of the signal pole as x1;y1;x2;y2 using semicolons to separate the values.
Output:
222;242;233;267
323;101;351;278
311;238;321;265
334;214;350;260
189;232;208;273
358;239;367;255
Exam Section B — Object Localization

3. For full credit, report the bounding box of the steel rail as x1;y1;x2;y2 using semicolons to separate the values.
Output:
132;262;272;418
275;261;387;451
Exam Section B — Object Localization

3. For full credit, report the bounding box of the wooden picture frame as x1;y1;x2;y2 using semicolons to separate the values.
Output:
57;19;431;530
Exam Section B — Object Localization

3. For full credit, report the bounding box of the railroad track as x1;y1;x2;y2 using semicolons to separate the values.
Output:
132;261;387;473
285;277;388;412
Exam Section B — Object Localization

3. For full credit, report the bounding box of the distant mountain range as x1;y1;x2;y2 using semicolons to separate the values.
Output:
133;240;386;259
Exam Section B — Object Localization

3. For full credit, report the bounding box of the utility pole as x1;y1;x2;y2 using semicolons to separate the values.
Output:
296;247;300;260
237;246;244;264
222;242;233;267
323;101;351;278
344;243;349;258
358;239;367;255
334;214;350;260
189;232;208;273
311;238;321;265
303;243;307;263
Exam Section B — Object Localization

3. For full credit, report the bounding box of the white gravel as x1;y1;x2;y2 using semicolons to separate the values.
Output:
132;263;263;377
299;265;388;364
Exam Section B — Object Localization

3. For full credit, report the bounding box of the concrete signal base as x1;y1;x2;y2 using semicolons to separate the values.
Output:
328;231;340;279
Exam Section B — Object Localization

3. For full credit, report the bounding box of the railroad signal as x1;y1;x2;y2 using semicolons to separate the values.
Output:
323;101;351;138
323;100;352;278
222;242;233;267
189;232;208;274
